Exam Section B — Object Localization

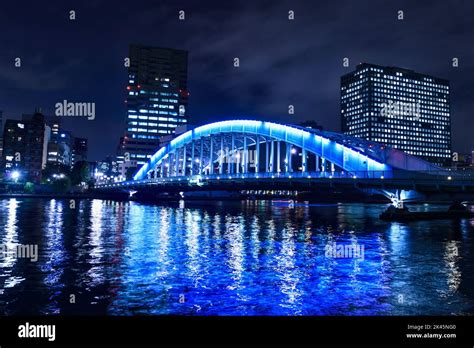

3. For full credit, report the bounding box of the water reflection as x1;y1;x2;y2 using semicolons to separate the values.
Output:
0;199;473;315
1;199;22;290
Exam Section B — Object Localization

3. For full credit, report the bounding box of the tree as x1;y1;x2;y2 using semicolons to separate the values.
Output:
70;161;90;185
52;177;71;193
125;167;138;181
299;120;324;131
23;182;35;193
42;163;71;183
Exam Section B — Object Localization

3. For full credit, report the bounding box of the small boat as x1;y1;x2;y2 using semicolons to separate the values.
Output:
380;202;474;222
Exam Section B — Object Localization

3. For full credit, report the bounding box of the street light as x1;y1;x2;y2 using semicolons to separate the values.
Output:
11;170;20;182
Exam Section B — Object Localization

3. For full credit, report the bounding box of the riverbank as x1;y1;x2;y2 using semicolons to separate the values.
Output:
0;192;130;200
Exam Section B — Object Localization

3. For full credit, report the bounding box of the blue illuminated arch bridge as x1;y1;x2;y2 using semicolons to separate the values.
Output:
98;120;474;203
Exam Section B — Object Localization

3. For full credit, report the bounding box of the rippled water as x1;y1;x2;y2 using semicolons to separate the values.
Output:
0;198;473;315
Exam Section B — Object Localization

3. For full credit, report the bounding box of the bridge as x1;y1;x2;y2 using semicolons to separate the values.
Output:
96;120;474;204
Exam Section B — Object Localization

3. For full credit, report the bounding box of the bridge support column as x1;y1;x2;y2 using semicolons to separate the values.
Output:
302;148;307;172
168;153;173;177
191;141;195;176
230;133;235;174
255;135;260;173
285;144;291;173
270;140;274;173
210;137;214;175
242;134;247;174
175;150;179;176
219;135;224;175
182;145;187;176
266;140;269;173
171;154;175;177
236;151;240;174
315;155;320;172
199;140;203;174
277;141;281;173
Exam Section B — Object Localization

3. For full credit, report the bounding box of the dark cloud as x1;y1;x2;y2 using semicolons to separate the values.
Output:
0;0;473;160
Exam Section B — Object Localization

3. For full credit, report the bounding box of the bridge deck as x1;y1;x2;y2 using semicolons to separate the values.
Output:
96;170;474;195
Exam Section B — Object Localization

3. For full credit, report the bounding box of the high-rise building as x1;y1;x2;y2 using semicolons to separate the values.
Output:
341;63;451;166
26;113;69;168
2;111;51;183
71;137;88;167
117;44;189;169
47;130;72;167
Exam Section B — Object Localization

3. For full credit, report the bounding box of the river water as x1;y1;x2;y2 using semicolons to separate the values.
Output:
0;198;473;315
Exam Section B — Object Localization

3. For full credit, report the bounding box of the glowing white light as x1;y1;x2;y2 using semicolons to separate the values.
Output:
11;171;20;180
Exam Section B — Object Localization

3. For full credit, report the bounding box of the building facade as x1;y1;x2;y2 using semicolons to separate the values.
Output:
47;130;72;167
341;63;451;166
71;137;88;167
2;111;51;183
117;44;189;170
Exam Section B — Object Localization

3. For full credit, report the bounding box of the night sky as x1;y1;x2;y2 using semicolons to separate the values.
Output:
1;0;473;160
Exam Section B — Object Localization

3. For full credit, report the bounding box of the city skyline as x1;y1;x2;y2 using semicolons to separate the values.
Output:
1;1;474;344
0;0;473;161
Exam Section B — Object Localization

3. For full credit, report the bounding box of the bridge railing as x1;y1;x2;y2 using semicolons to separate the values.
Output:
97;169;474;189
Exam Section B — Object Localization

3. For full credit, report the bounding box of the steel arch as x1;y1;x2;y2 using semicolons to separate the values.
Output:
134;120;394;180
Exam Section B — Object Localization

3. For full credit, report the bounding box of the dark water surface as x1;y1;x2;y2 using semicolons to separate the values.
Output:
0;198;473;315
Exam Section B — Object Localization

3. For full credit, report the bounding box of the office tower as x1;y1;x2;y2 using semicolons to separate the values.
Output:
47;130;72;167
2;110;51;183
118;44;189;169
71;137;88;167
26;113;71;168
341;63;451;166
